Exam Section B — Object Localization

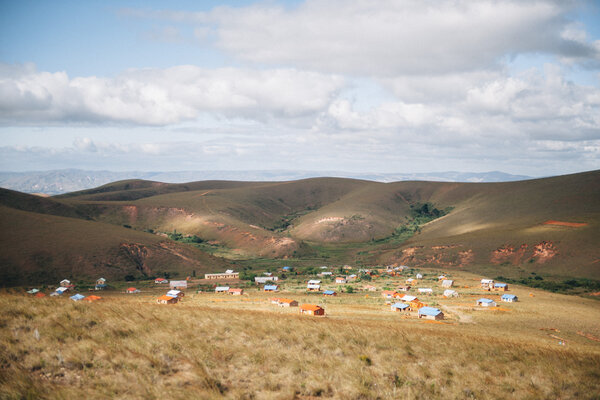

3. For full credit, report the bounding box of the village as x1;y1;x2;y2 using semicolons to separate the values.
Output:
25;264;526;324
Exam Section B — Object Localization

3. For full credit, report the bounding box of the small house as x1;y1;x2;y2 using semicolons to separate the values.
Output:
335;277;347;284
155;278;168;284
299;304;325;316
443;289;458;297
481;279;494;290
264;285;279;292
167;290;184;298
438;275;447;281
401;295;418;302
391;303;411;312
270;297;281;304
26;289;39;294
307;280;321;291
255;276;278;283
416;273;423;279
363;285;377;291
347;274;357;281
264;272;273;277
54;287;69;295
126;287;140;293
70;294;85;301
282;266;292;271
323;290;337;296
441;280;454;288
60;279;71;287
381;290;397;299
35;292;46;298
215;286;230;293
96;278;106;286
157;295;178;304
418;307;444;320
406;278;416;284
397;285;411;292
278;298;298;307
501;294;518;302
84;295;102;302
476;298;496;307
418;288;433;294
494;283;509;291
228;288;243;295
169;280;187;290
318;271;333;277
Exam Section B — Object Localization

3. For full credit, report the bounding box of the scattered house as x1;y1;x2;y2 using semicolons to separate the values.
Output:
418;307;444;320
277;298;298;307
228;288;243;295
157;295;178;304
320;266;328;269
391;303;411;312
52;287;69;296
34;292;46;298
215;286;230;293
416;273;423;279
166;290;184;298
318;271;333;277
126;287;140;294
264;272;273;277
401;295;418;302
299;304;325;316
343;265;353;270
481;279;494;290
418;288;433;294
347;274;358;281
397;285;411;292
494;283;509;291
169;280;188;290
441;280;454;288
501;294;518;302
26;289;39;294
381;290;397;299
363;285;377;292
476;298;497;307
443;290;458;298
96;278;106;286
95;283;107;291
70;294;85;301
307;280;321;291
270;297;281;304
155;278;168;284
438;275;447;281
84;295;102;302
264;285;279;292
204;271;240;280
255;276;278;284
406;278;416;284
323;290;337;296
60;279;71;287
335;277;347;284
282;266;292;272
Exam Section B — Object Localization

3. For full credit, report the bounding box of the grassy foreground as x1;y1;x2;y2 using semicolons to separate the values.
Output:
1;288;599;400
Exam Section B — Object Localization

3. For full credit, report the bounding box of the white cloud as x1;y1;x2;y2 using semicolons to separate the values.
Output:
0;64;345;126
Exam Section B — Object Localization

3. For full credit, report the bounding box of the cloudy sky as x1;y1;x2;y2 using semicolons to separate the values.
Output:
1;0;599;176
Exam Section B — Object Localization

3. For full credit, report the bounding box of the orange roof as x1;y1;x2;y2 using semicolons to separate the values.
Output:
382;290;396;295
34;292;46;298
85;295;102;301
300;304;323;311
158;295;175;301
229;288;243;292
127;287;137;291
278;298;296;304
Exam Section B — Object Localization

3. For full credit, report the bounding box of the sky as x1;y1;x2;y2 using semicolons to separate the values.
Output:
0;0;599;176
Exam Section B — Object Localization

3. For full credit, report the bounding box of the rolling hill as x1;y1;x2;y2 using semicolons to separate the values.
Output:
0;188;231;286
49;170;600;280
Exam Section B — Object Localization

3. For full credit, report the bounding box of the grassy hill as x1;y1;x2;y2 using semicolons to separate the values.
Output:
0;190;231;286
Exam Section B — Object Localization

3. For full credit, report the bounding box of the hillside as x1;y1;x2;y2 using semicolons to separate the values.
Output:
53;170;600;280
0;190;231;286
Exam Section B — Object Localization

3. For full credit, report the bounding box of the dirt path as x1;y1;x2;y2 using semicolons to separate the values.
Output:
441;305;474;323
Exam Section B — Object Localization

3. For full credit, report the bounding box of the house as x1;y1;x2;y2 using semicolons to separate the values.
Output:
391;303;411;312
215;286;230;293
416;273;423;279
335;277;346;284
397;285;411;292
126;287;140;293
501;294;518;302
381;290;397;299
155;278;168;284
70;294;85;301
255;276;278;284
343;265;353;270
318;271;333;277
476;298;496;307
157;295;178;304
166;290;184;298
406;278;416;284
169;280;187;289
438;275;447;281
204;271;240;279
53;287;69;296
418;288;433;294
363;285;377;291
418;307;444;320
323;290;337;296
299;304;325;316
278;298;298;307
282;266;292;271
441;280;454;288
307;280;321;291
96;278;106;286
95;283;107;291
263;272;273;277
84;295;102;302
34;292;46;298
228;288;243;295
264;285;279;292
60;279;71;287
494;283;509;291
401;295;418;302
481;279;494;290
26;289;39;294
347;274;358;281
443;290;458;297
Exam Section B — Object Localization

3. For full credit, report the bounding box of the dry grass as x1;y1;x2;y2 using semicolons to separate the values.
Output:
1;283;599;399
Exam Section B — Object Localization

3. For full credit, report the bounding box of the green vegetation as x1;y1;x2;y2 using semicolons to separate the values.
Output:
496;275;600;295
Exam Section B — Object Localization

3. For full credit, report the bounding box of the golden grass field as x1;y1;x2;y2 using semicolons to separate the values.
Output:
2;271;599;399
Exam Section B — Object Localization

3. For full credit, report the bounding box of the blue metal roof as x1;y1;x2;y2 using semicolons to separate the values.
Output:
392;303;409;309
323;290;336;295
283;266;291;270
419;307;441;316
494;283;507;287
477;298;494;303
501;294;517;299
70;294;85;301
264;285;278;290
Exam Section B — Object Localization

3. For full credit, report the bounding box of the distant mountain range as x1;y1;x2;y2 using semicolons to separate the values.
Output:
0;169;533;195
